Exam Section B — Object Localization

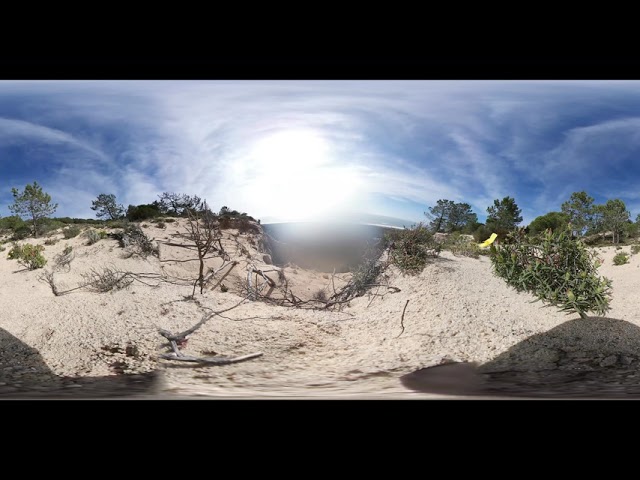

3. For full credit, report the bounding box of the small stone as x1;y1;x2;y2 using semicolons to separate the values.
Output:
600;355;618;368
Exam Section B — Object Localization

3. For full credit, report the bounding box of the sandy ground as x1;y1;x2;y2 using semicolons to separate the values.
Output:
1;222;639;399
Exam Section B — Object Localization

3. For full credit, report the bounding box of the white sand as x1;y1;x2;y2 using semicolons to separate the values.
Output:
1;222;639;398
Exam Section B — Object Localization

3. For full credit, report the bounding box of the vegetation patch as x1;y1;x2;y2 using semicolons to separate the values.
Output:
489;227;612;318
7;243;47;270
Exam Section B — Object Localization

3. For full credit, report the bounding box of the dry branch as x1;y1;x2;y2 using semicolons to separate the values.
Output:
159;352;263;365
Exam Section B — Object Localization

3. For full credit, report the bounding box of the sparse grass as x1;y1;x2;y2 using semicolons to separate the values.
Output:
631;245;640;255
156;222;166;229
613;252;629;266
44;238;58;246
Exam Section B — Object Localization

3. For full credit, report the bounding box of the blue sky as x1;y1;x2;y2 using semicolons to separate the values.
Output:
1;80;640;225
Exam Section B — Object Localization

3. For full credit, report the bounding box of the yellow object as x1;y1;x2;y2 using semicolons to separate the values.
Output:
478;233;498;248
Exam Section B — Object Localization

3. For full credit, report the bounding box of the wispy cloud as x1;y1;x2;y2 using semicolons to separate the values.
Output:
2;80;640;224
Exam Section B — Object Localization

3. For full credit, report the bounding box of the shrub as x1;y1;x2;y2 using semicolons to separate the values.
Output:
387;223;441;274
156;222;166;229
219;216;232;229
489;227;612;318
0;215;26;232
631;245;640;255
7;243;47;270
98;230;108;239
114;224;158;257
82;266;133;292
613;252;629;266
164;218;176;223
86;229;102;245
447;235;480;259
12;225;31;240
63;226;82;239
53;245;74;271
44;238;58;246
312;289;328;302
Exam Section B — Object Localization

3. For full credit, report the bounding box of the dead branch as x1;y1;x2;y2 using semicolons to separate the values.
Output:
159;352;263;365
397;299;410;338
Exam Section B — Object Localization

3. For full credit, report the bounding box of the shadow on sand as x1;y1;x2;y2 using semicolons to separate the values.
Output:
401;317;640;399
0;328;160;399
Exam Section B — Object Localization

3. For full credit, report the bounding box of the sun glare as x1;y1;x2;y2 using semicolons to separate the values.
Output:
245;129;361;220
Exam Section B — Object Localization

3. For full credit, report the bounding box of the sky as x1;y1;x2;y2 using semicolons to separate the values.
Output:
1;80;640;226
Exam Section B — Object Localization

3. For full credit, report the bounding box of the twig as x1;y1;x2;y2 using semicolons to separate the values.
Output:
397;299;409;338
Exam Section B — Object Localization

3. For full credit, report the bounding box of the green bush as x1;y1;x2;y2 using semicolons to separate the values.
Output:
12;225;31;240
63;226;82;239
613;252;629;266
0;215;26;232
489;227;612;318
7;243;47;270
387;223;441;274
631;245;640;255
44;238;58;245
98;230;108;239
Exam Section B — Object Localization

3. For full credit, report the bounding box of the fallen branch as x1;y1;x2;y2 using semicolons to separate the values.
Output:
397;299;409;338
159;351;263;365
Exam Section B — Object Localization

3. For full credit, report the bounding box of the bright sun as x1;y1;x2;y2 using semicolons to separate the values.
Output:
244;129;361;220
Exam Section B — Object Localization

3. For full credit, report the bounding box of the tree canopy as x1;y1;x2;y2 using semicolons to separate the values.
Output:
561;191;595;236
9;181;58;237
528;211;570;236
425;199;478;233
486;196;522;233
91;193;125;220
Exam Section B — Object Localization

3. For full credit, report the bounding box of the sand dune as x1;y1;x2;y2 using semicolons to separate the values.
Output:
1;221;639;399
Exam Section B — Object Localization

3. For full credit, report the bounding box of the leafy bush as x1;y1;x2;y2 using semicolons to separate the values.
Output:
7;243;47;270
98;230;107;239
387;223;441;274
613;252;629;266
631;245;640;255
63;226;82;239
489;227;612;318
44;238;58;245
